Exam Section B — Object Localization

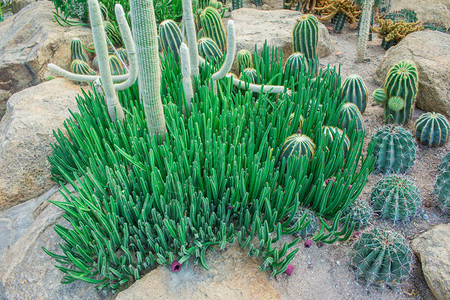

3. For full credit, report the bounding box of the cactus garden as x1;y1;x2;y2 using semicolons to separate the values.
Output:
0;0;448;299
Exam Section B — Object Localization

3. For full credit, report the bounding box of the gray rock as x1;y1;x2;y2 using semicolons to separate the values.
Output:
374;31;450;118
0;78;83;210
390;0;450;28
116;244;281;300
230;8;334;62
412;223;450;300
0;191;109;300
11;0;44;14
0;1;92;119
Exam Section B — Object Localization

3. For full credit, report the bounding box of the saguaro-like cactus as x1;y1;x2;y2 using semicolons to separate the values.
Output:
356;0;375;62
293;14;319;62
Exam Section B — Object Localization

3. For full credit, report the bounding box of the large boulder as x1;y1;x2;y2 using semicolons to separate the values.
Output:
116;244;280;299
412;224;450;300
0;1;92;119
390;0;450;28
0;191;108;300
11;0;45;14
0;78;83;210
374;31;450;118
230;8;334;61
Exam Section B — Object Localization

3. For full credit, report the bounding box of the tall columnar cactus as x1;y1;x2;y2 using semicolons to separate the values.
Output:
182;0;199;76
236;49;253;74
383;60;419;124
370;125;417;174
356;0;374;62
344;198;373;229
338;102;365;132
180;43;193;111
341;74;368;113
434;152;450;211
200;7;227;52
232;0;243;10
370;175;421;222
351;229;413;287
198;37;222;59
159;19;183;60
70;38;88;63
292;14;319;62
283;52;308;83
414;112;449;147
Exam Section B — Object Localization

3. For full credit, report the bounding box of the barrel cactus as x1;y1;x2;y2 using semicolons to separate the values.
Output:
434;152;450;211
103;20;123;48
70;38;88;63
341;74;368;113
117;48;129;66
284;52;308;83
338;102;365;132
240;68;258;84
236;49;253;74
109;55;127;75
322;126;350;156
159;19;182;60
70;59;96;76
292;14;319;62
198;37;223;60
370;125;416;174
372;88;387;105
344;198;373;230
279;133;316;162
351;228;413;287
290;207;319;239
200;7;227;52
414;112;449;147
370;175;421;222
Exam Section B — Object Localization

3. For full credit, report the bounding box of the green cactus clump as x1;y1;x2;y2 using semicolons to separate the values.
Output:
351;228;413;287
70;38;88;63
434;152;450;211
198;37;223;60
116;48;129;66
200;6;227;52
370;175;421;222
232;0;243;10
414;112;449;147
284;52;308;83
236;49;253;74
159;19;182;60
322;126;350;156
70;59;96;76
292;14;319;62
370;125;417;174
109;55;127;75
372;87;387;105
240;68;258;84
290;207;319;239
341;74;368;114
279;133;316;162
338;102;365;132
103;20;123;48
343;198;373;230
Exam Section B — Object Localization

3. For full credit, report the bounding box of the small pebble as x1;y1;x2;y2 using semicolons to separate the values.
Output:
316;241;324;248
336;51;342;57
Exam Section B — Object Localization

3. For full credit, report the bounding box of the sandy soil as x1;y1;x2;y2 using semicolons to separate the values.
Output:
268;26;449;300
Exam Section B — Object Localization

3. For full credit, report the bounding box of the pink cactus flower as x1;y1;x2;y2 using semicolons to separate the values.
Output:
171;260;183;272
284;264;295;276
304;239;313;248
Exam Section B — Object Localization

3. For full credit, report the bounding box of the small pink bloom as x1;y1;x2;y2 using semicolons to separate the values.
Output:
284;264;295;276
304;239;313;248
171;260;183;272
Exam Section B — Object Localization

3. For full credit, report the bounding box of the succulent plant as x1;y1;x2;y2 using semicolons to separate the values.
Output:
109;54;127;75
371;125;417;174
372;88;387;105
284;52;308;83
351;228;413;287
279;133;316;162
338;102;365;132
70;59;96;76
414;112;449;147
292;14;319;62
240;68;258;84
319;67;340;90
70;38;88;63
370;175;421;222
103;20;123;48
371;15;423;50
116;48;129;66
232;0;243;10
290;207;319;239
198;37;223;60
316;0;361;33
322;126;350;156
344;198;373;229
236;49;253;74
159;19;182;60
434;152;450;211
200;6;226;52
341;74;368;114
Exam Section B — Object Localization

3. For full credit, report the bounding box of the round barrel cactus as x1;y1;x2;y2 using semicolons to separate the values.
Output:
70;38;88;63
372;88;387;105
159;19;182;60
351;228;413;287
200;7;227;52
198;37;222;60
370;175;421;222
344;198;373;230
338;102;365;132
109;55;126;76
319;67;340;90
434;152;450;211
370;125;417;174
240;68;258;84
70;59;96;76
322;126;350;156
341;74;368;113
236;49;253;74
284;52;308;83
103;20;123;48
290;207;319;239
116;48;129;66
288;113;305;130
292;14;319;62
414;112;449;147
279;133;316;162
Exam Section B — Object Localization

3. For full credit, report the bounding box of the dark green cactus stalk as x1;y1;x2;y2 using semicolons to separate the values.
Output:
434;152;450;211
236;49;253;74
383;60;418;124
370;125;417;174
70;59;96;75
284;52;308;83
197;28;205;39
232;0;243;10
109;55;127;75
200;7;227;52
333;11;347;33
70;38;88;63
293;14;319;62
322;126;350;156
99;2;108;20
159;19;182;60
291;208;319;239
344;198;373;229
240;68;258;84
104;20;123;48
414;112;449;147
279;133;316;162
338;102;365;132
198;37;223;59
341;74;368;113
370;175;421;222
351;228;413;287
372;88;387;105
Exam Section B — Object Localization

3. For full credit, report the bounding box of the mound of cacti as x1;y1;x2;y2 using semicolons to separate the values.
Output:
351;228;413;287
370;175;421;222
316;0;361;33
344;198;373;230
414;112;449;147
434;152;450;211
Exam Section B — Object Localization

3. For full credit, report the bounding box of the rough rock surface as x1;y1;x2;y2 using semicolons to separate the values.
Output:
11;0;45;13
0;191;109;300
0;1;92;119
0;78;83;210
230;8;334;61
390;0;450;28
374;31;450;118
412;223;450;300
116;244;280;300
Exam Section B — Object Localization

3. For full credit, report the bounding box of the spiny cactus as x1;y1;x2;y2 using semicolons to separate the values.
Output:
370;125;417;174
341;74;368;114
319;67;340;90
159;19;182;60
236;49;253;74
200;7;227;52
240;68;258;84
70;38;88;63
370;175;421;222
322;125;350;155
104;20;123;48
291;207;319;239
434;153;450;211
316;0;361;33
292;14;319;62
344;198;373;229
372;88;387;105
198;37;223;60
351;228;413;287
338;102;365;132
284;52;308;83
70;59;96;76
117;48;129;66
371;15;423;50
414;112;449;147
109;55;127;75
232;0;243;10
279;133;316;162
356;0;375;62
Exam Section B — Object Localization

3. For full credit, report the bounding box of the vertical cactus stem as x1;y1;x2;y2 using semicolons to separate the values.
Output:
88;0;125;122
182;0;199;76
114;4;137;90
356;0;374;62
180;43;193;111
212;20;236;81
130;0;167;138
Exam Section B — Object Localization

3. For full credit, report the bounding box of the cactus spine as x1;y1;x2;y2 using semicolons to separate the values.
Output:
338;102;365;132
370;125;417;174
70;38;88;63
414;112;449;147
344;198;373;229
292;14;319;62
236;49;253;74
370;175;421;222
351;229;413;287
356;0;375;62
198;38;223;59
200;7;227;52
434;153;450;211
341;74;368;113
159;19;182;60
